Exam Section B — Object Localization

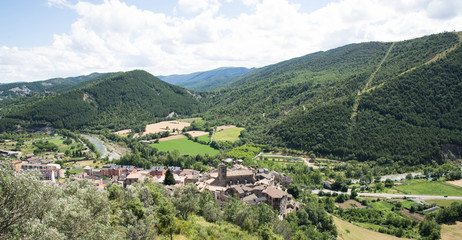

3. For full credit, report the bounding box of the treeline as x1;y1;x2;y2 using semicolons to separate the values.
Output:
0;166;337;239
0;70;203;132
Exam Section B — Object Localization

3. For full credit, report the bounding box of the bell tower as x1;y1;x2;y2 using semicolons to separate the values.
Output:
218;163;227;185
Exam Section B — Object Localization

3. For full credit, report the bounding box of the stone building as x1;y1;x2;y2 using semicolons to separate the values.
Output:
212;163;255;187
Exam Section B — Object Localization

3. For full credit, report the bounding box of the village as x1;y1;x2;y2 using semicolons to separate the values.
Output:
4;148;299;218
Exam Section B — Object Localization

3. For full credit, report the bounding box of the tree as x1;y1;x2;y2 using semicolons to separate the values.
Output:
406;173;413;180
287;184;301;199
350;189;358;199
0;166;45;239
163;169;175;185
172;184;200;220
385;178;394;188
157;199;176;240
419;219;441;240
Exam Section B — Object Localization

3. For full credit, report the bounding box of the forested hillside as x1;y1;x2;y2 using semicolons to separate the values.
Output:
0;70;203;131
0;72;117;100
204;32;462;165
158;67;252;90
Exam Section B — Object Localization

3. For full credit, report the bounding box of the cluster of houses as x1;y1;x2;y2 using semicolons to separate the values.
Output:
4;149;299;216
74;162;298;216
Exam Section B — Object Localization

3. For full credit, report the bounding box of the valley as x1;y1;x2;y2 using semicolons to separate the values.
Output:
1;32;462;240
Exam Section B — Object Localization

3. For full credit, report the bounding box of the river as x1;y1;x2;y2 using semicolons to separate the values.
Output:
82;135;120;161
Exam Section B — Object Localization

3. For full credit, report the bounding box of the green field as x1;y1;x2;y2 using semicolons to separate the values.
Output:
368;201;394;211
196;134;211;142
394;182;462;196
46;138;84;153
427;199;462;208
150;138;219;155
214;127;244;142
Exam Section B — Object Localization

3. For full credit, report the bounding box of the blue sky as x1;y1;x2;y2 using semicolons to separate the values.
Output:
0;0;461;83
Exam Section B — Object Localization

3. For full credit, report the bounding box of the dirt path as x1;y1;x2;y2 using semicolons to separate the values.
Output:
300;156;318;169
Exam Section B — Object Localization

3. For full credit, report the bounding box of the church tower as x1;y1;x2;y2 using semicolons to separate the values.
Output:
218;163;227;186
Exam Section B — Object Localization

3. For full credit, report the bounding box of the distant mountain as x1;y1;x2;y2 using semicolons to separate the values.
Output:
0;72;119;100
204;32;462;165
1;70;203;131
158;67;252;90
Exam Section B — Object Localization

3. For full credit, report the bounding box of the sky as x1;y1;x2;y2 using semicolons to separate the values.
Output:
0;0;461;83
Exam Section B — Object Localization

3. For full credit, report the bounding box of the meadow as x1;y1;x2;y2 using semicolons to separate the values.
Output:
394;181;462;196
150;138;219;155
213;126;244;142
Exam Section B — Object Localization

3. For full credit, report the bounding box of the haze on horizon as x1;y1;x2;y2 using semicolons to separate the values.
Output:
1;0;461;83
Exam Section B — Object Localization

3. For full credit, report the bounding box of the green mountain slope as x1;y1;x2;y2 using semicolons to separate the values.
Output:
158;67;252;90
205;32;462;164
1;70;203;131
0;72;118;100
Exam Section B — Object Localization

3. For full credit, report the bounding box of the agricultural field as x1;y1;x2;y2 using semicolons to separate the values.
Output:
427;199;462;208
150;138;219;156
394;181;462;196
333;216;408;240
213;126;244;142
196;134;211;142
446;179;462;187
441;221;462;240
335;199;366;209
143;120;191;136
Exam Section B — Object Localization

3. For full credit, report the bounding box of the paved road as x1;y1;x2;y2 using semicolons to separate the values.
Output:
357;192;462;200
311;189;462;200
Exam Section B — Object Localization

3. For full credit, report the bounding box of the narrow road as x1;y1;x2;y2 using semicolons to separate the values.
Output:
358;192;462;200
311;189;462;200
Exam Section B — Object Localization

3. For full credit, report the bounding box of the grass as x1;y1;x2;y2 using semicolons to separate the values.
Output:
213;127;244;142
400;200;416;209
426;199;462;208
67;168;84;175
196;134;211;143
332;216;409;240
368;201;394;211
441;221;462;240
150;138;219;156
46;138;84;153
394;181;462;196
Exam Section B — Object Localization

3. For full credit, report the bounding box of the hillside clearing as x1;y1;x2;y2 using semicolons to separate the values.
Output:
213;126;244;142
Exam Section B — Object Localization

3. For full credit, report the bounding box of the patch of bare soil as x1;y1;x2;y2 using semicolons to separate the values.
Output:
447;179;462;187
400;209;425;221
187;131;209;137
143;121;191;136
335;200;366;209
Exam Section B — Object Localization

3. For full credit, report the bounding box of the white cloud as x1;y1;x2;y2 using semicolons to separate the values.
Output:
1;0;462;82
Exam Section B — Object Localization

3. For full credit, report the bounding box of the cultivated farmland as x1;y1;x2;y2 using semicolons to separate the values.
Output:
150;138;219;155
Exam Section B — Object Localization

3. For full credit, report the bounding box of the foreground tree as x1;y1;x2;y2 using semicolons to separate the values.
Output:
172;184;200;220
